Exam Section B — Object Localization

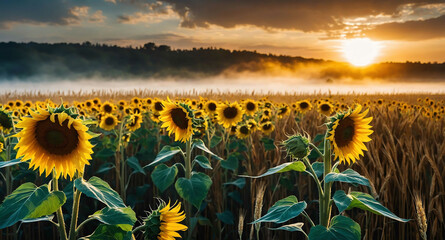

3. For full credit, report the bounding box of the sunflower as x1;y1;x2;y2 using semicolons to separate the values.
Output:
259;121;275;135
296;100;312;114
236;124;251;139
153;99;165;113
101;101;115;114
216;102;244;128
318;102;334;116
204;100;218;115
0;108;13;132
247;119;257;132
14;106;94;179
327;105;373;165
0;142;3;153
143;201;188;240
159;100;194;142
100;114;119;131
126;113;143;132
229;125;237;135
243;99;258;116
277;104;290;119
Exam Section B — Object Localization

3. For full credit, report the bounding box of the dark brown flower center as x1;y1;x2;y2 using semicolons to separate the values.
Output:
103;104;113;113
246;102;256;111
133;108;141;114
223;106;238;119
262;123;272;130
300;102;309;109
171;108;189;130
154;102;164;111
321;104;331;112
240;126;249;134
208;102;217;111
35;115;79;156
0;111;12;129
334;117;355;147
105;117;115;125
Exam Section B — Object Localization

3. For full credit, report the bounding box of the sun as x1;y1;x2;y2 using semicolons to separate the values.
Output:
342;38;381;67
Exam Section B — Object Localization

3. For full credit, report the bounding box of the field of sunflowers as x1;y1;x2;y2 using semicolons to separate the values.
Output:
0;92;444;240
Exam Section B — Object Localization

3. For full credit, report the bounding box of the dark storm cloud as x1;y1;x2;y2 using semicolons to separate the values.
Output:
157;0;433;32
364;15;445;41
0;0;79;29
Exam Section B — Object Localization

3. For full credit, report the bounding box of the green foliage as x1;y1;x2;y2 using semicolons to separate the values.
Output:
325;169;370;187
126;156;146;175
193;155;212;170
151;164;178;193
0;183;66;229
0;158;23;168
210;135;222;148
308;215;361;240
246;161;306;178
252;196;307;224
90;207;137;228
221;153;239;171
74;177;125;208
269;222;305;232
192;139;223;160
216;210;234;225
175;172;213;209
333;191;410;222
261;137;275;151
223;178;246;189
80;224;133;240
146;145;183;168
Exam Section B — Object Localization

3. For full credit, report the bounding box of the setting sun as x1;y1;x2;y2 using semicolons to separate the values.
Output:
342;38;381;66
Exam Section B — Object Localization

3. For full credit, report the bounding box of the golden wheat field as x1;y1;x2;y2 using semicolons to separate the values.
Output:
0;91;444;240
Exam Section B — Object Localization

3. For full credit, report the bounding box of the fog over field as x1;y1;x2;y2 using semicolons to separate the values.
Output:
1;77;444;94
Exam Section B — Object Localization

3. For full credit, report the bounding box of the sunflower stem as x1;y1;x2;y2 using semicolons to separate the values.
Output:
319;136;332;227
117;118;126;203
309;142;324;158
68;183;82;240
132;225;145;234
184;137;193;240
75;217;94;235
53;171;68;240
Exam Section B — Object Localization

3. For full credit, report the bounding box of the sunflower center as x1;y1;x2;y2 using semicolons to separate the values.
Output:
300;102;309;109
0;112;12;129
223;107;238;119
35;115;79;156
240;126;249;134
334;117;355;147
154;102;164;111
321;104;331;112
208;103;217;111
171;108;189;130
246;102;255;111
104;105;113;113
262;123;272;130
105;117;115;125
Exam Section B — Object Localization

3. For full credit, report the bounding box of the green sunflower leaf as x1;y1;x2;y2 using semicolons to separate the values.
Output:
151;164;178;193
175;172;212;209
80;224;133;240
0;183;66;229
192;139;223;160
89;207;137;227
325;169;370;187
243;161;306;179
145;145;183;168
252;196;307;224
308;215;361;240
74;177;125;208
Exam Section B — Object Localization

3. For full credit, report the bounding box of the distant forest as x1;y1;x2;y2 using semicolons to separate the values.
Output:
1;41;444;81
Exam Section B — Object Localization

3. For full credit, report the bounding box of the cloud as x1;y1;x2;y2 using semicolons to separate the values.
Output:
89;10;107;23
0;0;84;29
117;6;178;24
364;15;445;40
157;0;439;32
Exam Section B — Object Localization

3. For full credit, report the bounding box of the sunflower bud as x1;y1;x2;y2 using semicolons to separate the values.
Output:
283;135;309;159
143;210;162;240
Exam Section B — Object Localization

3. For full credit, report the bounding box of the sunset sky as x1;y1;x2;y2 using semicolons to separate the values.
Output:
1;0;445;63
